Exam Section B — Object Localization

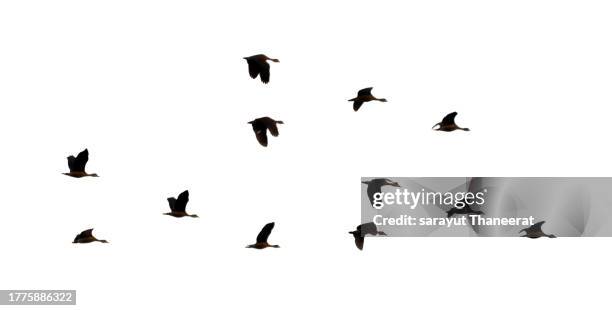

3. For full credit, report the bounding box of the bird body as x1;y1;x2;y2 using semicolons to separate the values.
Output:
349;222;386;250
63;149;99;178
520;221;556;238
247;222;280;249
349;87;387;111
73;229;108;244
248;117;284;147
244;54;279;84
164;190;198;218
432;112;470;132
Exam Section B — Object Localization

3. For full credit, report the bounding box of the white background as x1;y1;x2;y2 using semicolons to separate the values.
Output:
1;0;611;310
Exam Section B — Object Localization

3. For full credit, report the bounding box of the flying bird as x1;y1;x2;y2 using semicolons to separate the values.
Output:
362;178;400;207
348;87;387;111
520;221;556;238
248;117;284;147
165;190;198;218
73;229;108;244
446;200;484;218
63;149;99;178
243;54;279;84
246;222;280;249
349;222;387;250
432;112;470;132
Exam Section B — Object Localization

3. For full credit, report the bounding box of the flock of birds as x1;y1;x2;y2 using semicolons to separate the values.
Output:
64;54;485;251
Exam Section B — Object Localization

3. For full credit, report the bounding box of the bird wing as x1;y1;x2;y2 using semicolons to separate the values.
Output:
69;149;89;172
67;156;77;172
81;228;94;238
441;112;458;125
357;87;373;97
259;63;271;84
167;197;177;212
254;128;268;146
366;184;382;207
263;118;280;137
354;236;364;250
256;222;275;243
531;221;545;232
246;59;260;79
353;100;364;111
174;190;189;213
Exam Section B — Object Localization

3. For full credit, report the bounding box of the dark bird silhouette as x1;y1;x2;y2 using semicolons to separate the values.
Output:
73;229;108;244
362;178;400;207
164;190;198;218
248;117;284;147
243;54;279;84
446;200;484;218
520;221;556;238
246;222;280;249
63;149;99;178
349;222;387;250
432;112;470;132
348;87;387;111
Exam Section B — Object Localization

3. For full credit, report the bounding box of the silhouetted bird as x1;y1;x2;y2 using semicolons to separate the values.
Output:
520;221;556;238
243;54;279;84
246;222;280;249
362;178;400;207
248;117;284;147
63;149;99;178
446;200;484;218
432;112;470;132
349;222;387;250
73;229;108;244
164;190;198;218
348;87;387;111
